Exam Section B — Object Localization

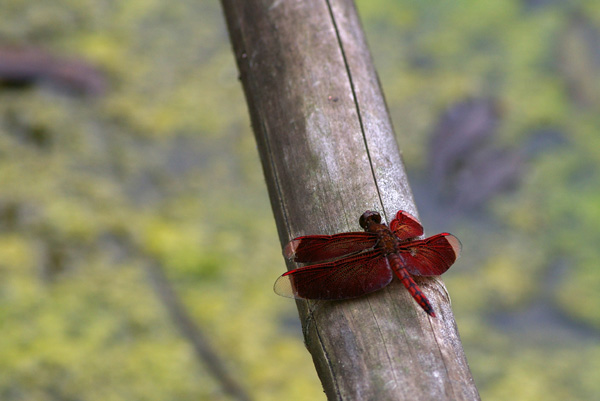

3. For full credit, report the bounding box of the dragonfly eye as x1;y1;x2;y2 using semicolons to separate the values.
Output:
359;211;381;229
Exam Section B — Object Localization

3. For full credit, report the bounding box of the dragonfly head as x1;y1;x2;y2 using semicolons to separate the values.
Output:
359;210;381;229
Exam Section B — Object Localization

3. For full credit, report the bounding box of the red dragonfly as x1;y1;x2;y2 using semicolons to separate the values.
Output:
274;210;461;317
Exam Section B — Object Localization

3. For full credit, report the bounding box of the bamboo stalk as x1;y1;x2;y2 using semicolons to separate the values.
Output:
220;0;480;399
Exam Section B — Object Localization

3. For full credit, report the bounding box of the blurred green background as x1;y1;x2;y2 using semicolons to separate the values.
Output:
1;0;600;400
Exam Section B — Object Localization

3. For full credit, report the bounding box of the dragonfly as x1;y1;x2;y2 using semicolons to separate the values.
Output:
274;210;461;317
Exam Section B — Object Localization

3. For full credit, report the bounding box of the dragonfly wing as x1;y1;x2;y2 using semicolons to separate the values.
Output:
284;232;378;263
274;249;392;300
389;210;424;240
397;233;462;276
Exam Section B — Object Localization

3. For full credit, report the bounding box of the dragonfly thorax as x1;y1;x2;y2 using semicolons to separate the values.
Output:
373;226;398;254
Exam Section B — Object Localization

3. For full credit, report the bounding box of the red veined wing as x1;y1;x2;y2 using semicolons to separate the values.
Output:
284;232;378;263
389;210;423;240
274;249;392;300
397;233;461;276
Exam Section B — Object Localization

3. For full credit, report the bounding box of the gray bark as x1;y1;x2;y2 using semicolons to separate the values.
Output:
220;0;480;399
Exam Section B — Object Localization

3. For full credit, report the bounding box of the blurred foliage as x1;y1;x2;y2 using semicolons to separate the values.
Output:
1;0;599;400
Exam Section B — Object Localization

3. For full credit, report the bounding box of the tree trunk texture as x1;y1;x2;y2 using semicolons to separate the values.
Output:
220;0;480;400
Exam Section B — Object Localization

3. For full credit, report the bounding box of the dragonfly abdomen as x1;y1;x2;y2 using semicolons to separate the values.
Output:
388;254;436;317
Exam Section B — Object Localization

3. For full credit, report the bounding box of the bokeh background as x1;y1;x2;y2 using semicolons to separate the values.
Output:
2;0;600;400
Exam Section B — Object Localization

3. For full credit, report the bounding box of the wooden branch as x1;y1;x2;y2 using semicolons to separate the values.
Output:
145;260;253;401
220;0;480;399
0;46;106;96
